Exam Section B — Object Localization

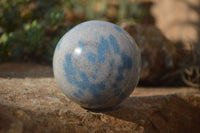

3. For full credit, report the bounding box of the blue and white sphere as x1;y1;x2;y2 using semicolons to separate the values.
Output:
53;20;141;109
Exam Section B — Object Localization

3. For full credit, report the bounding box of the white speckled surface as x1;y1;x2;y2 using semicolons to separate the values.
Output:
53;20;141;109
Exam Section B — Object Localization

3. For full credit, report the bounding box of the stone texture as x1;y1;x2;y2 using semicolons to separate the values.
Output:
152;0;200;43
150;0;200;86
121;23;176;82
0;63;200;133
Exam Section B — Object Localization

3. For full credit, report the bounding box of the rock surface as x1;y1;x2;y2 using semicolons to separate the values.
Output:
0;63;200;133
151;0;200;43
151;0;200;70
121;24;176;82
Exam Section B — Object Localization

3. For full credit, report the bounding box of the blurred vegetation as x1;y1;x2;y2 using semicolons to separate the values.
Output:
0;0;68;63
0;0;147;64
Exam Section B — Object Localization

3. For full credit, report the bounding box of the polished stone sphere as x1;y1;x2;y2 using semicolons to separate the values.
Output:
53;20;141;109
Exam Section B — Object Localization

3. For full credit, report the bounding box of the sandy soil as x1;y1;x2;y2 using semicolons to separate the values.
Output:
0;63;200;133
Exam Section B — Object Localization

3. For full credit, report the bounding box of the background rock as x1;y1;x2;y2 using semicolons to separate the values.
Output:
121;23;176;83
151;0;200;44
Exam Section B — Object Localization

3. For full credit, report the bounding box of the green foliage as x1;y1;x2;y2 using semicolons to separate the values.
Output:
0;33;12;62
60;0;107;20
0;0;147;64
0;0;69;63
118;1;147;23
0;0;24;32
60;0;146;22
22;21;45;59
84;0;107;20
0;21;45;61
45;8;65;28
31;0;60;20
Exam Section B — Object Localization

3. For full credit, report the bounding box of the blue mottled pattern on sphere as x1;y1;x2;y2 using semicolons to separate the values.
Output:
53;20;141;109
63;34;132;100
57;38;63;50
